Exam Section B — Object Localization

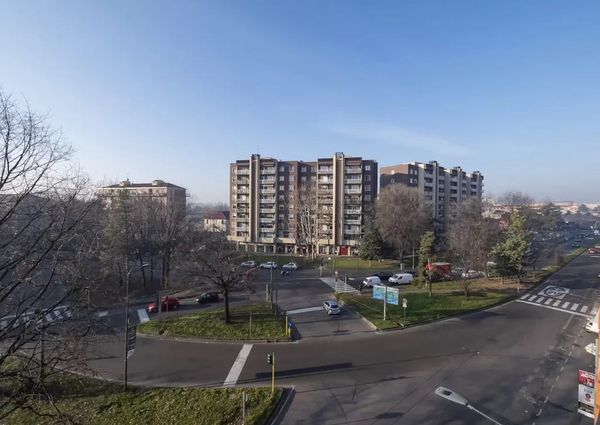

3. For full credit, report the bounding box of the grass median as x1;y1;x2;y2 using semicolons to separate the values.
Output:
339;291;510;330
138;303;289;341
3;358;281;425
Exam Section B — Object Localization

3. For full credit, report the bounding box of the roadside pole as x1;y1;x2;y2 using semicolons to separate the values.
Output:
267;352;275;395
402;298;407;326
595;310;600;423
383;285;387;321
249;314;252;338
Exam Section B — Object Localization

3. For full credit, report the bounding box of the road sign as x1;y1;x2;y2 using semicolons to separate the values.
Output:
538;285;570;299
372;285;399;305
402;298;408;308
126;324;137;359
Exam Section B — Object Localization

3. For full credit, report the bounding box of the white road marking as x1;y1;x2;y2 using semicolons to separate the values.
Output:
562;302;570;309
535;296;545;303
520;294;529;300
553;300;561;307
562;315;574;331
287;306;323;315
45;313;54;322
544;299;553;305
516;299;589;317
223;344;253;388
581;306;589;314
98;311;108;317
137;308;150;323
592;307;598;315
570;303;579;311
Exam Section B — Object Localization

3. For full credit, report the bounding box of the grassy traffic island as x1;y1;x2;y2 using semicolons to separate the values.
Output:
138;303;290;341
2;360;281;425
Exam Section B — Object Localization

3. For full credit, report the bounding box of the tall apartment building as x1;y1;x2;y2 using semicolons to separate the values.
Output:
380;161;483;224
97;179;187;216
228;153;378;255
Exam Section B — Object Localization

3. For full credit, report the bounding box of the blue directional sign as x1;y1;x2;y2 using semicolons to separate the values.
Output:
372;285;399;305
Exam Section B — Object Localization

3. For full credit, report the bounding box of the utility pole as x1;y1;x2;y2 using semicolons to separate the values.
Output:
124;254;130;390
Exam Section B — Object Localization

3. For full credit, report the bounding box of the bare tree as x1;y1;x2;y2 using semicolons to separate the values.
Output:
447;199;498;299
499;191;534;208
0;91;98;420
375;185;430;264
180;232;255;323
296;182;319;258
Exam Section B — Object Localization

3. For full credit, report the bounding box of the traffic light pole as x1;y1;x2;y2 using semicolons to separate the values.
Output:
271;352;275;395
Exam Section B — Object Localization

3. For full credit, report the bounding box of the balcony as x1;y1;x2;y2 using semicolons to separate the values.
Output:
318;167;333;173
260;167;276;174
344;209;361;214
260;208;275;213
236;169;250;175
236;216;249;222
260;177;275;183
344;188;362;194
236;226;249;231
260;198;276;203
236;178;249;184
345;167;362;174
258;237;275;243
259;217;275;223
235;188;249;194
236;198;249;204
345;219;361;225
344;228;362;235
261;188;276;194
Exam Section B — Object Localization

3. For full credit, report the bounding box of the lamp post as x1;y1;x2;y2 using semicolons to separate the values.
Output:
434;387;503;425
124;259;149;390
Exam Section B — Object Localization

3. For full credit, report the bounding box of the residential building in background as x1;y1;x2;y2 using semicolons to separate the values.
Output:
203;211;230;232
228;153;378;255
97;179;187;216
380;161;483;224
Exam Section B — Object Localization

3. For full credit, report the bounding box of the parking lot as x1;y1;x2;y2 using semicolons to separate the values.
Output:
254;268;374;340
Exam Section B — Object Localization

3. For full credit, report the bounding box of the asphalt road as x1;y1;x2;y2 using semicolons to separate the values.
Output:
85;249;600;425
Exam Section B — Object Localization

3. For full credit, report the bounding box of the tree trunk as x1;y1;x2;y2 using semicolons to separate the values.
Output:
150;258;155;283
224;288;230;324
139;257;147;288
463;279;469;300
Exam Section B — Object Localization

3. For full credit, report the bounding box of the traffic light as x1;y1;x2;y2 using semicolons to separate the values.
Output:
267;353;273;365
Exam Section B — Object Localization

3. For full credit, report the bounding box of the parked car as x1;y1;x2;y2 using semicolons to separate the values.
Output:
241;260;257;268
323;300;341;315
388;273;414;285
148;296;180;313
461;270;483;279
282;262;298;271
362;276;382;288
374;271;393;281
195;291;220;304
589;248;598;254
259;261;278;269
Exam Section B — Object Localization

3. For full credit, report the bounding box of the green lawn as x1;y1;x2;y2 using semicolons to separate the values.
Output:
138;303;289;341
339;291;510;330
246;254;318;268
2;359;281;425
325;257;404;271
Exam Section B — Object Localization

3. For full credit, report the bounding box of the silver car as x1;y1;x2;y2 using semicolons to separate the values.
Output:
323;300;341;315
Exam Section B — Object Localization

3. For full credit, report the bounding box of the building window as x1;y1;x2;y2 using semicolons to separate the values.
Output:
365;165;371;171
289;186;294;192
279;176;284;182
301;176;307;182
365;174;371;182
279;165;285;172
279;185;285;191
365;186;371;192
279;195;285;201
364;194;371;201
301;166;307;172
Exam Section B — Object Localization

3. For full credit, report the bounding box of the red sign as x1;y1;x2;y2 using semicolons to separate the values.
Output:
579;370;595;388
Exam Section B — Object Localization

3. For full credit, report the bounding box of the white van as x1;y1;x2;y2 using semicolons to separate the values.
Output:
362;276;382;288
586;311;599;333
388;273;414;285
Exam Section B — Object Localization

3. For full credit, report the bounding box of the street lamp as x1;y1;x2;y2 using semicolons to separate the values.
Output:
124;260;150;390
434;386;504;425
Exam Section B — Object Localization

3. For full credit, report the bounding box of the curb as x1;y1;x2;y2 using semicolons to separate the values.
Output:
265;386;295;425
137;331;295;345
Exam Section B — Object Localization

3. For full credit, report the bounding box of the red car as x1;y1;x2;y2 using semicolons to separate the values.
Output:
589;248;599;254
147;296;180;313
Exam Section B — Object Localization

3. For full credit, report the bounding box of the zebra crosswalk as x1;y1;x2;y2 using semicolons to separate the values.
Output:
320;277;359;294
0;305;73;331
516;293;595;317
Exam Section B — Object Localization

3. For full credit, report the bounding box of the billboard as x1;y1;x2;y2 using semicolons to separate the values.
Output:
578;370;595;418
372;285;399;305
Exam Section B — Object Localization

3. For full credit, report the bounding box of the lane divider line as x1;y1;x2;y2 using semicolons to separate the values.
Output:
223;344;253;388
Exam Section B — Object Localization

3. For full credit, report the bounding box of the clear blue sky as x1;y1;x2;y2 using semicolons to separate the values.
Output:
1;1;598;203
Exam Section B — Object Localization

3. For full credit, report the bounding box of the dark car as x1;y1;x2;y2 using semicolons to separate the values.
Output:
375;271;394;281
195;291;220;304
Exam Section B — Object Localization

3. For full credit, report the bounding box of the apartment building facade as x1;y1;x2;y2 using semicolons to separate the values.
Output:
228;153;378;255
97;179;187;216
380;161;483;224
203;211;230;233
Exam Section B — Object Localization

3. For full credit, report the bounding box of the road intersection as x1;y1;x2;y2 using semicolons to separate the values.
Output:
84;250;600;424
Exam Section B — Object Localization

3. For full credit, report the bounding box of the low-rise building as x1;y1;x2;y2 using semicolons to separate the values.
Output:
203;211;230;233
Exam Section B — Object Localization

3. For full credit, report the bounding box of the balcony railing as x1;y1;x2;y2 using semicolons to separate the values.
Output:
260;168;276;174
344;188;362;194
344;209;361;214
260;198;276;203
260;208;275;213
236;169;250;175
344;228;362;235
345;219;361;225
259;218;275;223
345;167;362;174
344;178;362;184
261;188;276;194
